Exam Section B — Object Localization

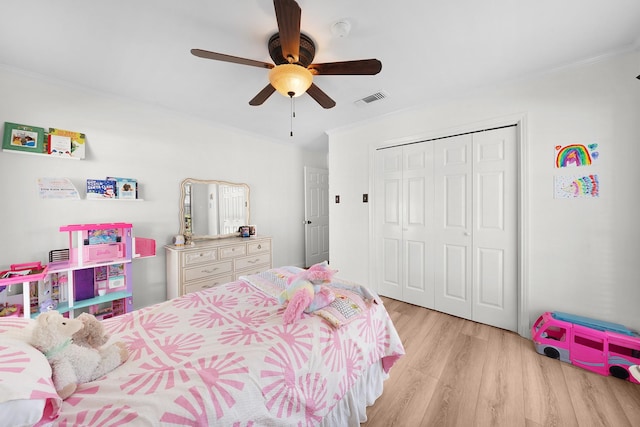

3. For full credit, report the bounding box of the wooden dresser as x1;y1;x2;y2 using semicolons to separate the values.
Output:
165;236;272;299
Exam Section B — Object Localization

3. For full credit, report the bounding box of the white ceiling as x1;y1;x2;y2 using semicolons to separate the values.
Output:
2;0;639;151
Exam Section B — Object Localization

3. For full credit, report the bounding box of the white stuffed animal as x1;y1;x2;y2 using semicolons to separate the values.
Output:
30;310;129;400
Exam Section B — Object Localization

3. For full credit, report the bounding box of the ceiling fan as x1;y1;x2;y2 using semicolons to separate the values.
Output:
191;0;382;109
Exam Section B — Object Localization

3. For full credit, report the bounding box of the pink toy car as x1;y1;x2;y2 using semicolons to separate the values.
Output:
531;311;640;383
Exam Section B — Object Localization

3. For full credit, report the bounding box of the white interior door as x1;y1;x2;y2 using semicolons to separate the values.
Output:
218;184;246;234
304;167;329;267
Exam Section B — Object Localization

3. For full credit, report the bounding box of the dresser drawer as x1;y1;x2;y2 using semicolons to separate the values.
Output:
184;260;233;282
247;240;271;254
219;244;247;259
235;253;271;271
184;275;234;295
183;249;217;266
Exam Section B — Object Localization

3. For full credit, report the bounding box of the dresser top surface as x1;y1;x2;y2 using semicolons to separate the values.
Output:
165;235;271;252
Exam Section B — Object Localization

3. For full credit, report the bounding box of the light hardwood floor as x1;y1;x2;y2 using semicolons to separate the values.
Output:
362;297;640;427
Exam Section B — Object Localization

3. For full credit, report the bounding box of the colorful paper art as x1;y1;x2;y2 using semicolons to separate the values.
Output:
554;175;599;199
555;143;599;168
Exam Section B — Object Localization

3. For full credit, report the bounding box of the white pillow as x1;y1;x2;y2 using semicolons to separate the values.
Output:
0;398;46;427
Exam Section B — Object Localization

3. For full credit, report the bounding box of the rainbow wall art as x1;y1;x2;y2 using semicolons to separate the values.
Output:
555;143;599;168
554;175;600;199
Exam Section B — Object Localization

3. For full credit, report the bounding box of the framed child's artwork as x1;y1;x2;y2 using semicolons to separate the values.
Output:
2;122;46;153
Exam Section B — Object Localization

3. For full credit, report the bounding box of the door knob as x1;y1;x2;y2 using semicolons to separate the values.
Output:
304;220;312;224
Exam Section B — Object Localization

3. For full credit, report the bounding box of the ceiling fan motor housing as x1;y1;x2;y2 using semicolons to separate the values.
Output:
268;33;316;66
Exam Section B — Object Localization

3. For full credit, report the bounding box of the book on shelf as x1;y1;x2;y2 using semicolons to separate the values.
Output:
48;134;71;157
86;179;116;199
48;128;86;159
106;176;138;199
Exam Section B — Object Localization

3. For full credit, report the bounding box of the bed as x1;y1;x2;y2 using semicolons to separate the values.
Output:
0;266;404;426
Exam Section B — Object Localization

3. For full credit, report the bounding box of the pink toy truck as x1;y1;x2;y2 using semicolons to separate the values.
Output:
531;311;640;383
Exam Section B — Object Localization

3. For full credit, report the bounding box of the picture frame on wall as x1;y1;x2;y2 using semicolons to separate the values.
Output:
2;122;45;153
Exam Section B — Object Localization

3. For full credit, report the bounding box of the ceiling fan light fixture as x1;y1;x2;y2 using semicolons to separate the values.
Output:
269;64;313;97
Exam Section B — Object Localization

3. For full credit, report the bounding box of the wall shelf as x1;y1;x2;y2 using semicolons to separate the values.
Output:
2;148;81;160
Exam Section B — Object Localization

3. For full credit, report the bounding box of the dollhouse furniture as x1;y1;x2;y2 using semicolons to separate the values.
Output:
165;235;272;299
0;222;153;319
0;262;49;317
50;223;134;319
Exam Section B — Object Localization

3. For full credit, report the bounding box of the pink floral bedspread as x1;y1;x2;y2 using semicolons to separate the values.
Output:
53;277;404;425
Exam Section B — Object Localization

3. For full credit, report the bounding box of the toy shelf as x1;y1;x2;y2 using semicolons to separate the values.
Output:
65;290;132;311
0;222;154;319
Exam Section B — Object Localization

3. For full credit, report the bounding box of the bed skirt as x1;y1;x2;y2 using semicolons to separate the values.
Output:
320;360;388;426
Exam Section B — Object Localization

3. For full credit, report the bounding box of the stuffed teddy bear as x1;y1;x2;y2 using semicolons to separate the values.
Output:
72;312;111;349
30;310;129;400
279;262;337;324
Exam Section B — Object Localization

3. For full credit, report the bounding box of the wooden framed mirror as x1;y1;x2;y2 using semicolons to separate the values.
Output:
179;178;250;240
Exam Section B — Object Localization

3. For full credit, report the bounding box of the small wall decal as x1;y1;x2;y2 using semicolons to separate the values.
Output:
555;143;599;168
554;175;599;199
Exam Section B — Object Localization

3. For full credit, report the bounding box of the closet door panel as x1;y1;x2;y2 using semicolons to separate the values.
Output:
402;143;435;308
444;174;468;229
375;148;404;299
382;237;401;291
472;127;517;331
406;177;425;226
476;247;504;307
406;239;426;292
434;135;473;319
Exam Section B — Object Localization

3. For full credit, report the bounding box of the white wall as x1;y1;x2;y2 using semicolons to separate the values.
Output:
328;49;640;332
0;66;327;309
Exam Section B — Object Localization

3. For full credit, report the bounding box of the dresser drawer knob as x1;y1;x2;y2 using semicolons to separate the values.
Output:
257;244;262;249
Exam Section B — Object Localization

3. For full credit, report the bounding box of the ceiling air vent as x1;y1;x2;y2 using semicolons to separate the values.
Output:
354;91;388;107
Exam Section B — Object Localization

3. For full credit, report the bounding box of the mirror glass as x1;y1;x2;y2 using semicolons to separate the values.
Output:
179;178;250;240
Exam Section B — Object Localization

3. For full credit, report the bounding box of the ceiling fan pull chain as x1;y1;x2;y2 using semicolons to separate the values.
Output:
289;91;295;137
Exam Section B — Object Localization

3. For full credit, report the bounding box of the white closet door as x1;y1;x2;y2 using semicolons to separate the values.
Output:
433;134;474;319
374;148;404;300
401;143;435;307
374;126;517;331
471;127;517;331
374;144;434;308
432;127;517;330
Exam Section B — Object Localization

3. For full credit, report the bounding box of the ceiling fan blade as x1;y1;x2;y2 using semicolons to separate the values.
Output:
309;59;382;75
191;49;274;69
273;0;301;63
249;84;276;106
306;83;336;109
